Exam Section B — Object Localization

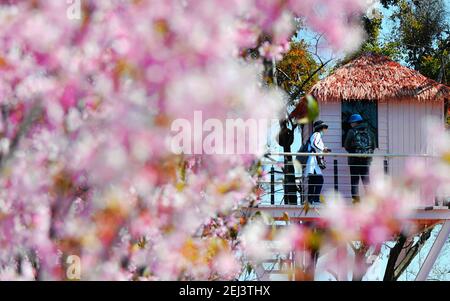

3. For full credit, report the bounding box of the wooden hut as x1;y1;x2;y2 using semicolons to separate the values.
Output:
292;53;450;199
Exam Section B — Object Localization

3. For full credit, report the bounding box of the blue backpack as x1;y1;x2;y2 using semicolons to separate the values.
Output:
296;135;313;165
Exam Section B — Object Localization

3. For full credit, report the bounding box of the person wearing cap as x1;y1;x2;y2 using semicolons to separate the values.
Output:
305;120;331;204
344;114;375;203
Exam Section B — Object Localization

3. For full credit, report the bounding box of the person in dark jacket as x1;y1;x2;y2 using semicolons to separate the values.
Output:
277;119;298;205
344;114;375;203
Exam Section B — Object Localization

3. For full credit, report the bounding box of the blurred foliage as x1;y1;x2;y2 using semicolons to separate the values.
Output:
295;95;319;125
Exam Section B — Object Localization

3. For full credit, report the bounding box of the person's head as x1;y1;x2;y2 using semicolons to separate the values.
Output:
313;120;329;133
348;114;363;127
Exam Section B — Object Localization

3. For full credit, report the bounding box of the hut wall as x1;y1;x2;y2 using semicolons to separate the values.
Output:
387;98;444;205
312;100;444;198
387;98;443;157
317;102;348;198
316;99;442;202
316;101;390;199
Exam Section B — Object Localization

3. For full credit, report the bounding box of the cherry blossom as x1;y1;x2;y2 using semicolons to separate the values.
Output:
0;0;376;280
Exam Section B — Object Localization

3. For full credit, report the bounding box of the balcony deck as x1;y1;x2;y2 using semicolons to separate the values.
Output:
246;152;450;281
243;205;450;225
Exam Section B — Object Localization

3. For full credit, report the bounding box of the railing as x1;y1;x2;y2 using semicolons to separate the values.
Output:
259;152;442;206
251;152;449;282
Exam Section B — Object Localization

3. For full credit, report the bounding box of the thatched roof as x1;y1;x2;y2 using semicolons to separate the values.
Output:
309;53;450;102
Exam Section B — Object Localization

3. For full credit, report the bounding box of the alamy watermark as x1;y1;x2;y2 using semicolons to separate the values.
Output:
66;0;82;20
66;255;81;280
66;0;132;20
169;111;277;155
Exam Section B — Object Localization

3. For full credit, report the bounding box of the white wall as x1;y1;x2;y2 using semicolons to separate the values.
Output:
317;101;354;199
387;98;444;205
316;99;443;201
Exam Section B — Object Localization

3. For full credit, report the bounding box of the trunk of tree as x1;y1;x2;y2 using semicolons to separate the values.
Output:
279;128;297;205
383;228;433;281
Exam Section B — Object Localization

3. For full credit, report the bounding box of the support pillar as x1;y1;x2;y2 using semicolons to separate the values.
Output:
415;221;450;281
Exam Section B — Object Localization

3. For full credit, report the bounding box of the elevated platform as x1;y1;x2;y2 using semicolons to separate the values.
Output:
243;205;450;225
253;152;449;280
242;205;450;281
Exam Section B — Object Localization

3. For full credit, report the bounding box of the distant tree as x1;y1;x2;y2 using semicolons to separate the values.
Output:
360;12;401;59
274;41;322;98
380;0;401;9
340;0;449;84
335;8;401;68
260;37;324;205
271;40;320;205
390;0;449;80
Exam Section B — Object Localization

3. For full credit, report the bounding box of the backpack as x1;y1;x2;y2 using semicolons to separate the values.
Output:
296;135;313;165
352;129;373;154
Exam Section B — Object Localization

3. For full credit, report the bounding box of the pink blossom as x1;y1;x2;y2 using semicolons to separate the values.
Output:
0;0;371;280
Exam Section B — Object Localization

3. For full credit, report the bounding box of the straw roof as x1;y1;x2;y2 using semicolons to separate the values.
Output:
309;53;450;102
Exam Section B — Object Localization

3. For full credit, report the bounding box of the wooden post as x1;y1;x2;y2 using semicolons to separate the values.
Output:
384;158;389;174
270;166;275;205
334;159;339;192
415;221;450;281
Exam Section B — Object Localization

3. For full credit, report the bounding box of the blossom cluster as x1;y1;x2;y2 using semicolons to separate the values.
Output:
0;0;367;280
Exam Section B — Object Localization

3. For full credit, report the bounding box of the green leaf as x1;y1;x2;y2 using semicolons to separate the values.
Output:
297;95;319;124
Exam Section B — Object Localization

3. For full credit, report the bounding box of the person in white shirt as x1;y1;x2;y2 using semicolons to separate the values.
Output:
305;120;330;204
